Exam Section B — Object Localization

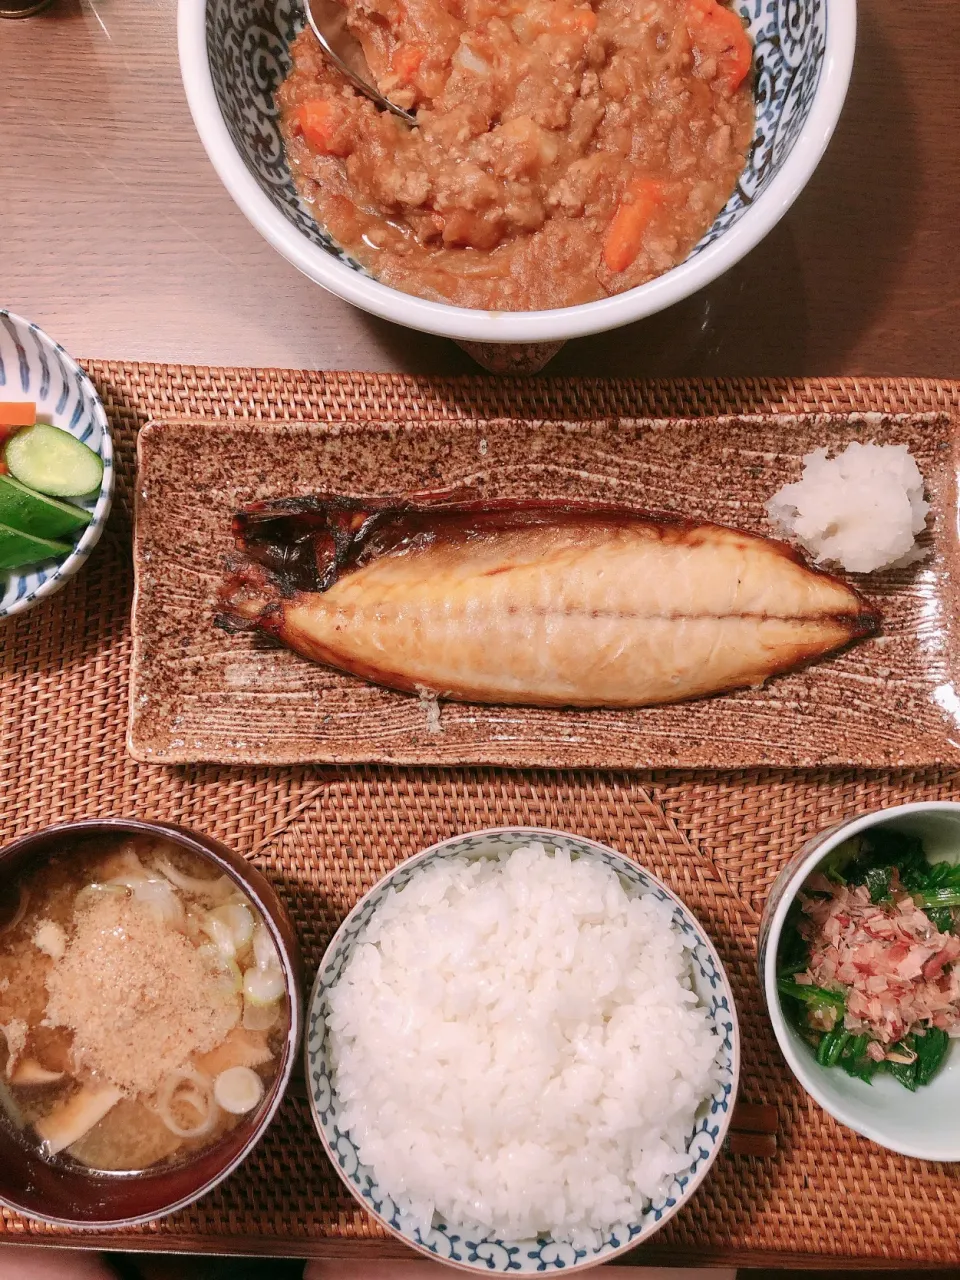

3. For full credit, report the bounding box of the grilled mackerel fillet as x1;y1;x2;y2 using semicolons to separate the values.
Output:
218;496;879;707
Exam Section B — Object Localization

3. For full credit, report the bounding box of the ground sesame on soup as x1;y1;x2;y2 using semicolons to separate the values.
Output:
277;0;755;310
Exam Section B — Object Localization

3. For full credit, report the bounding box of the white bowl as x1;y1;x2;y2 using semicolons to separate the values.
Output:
305;826;739;1274
0;310;113;619
178;0;856;344
760;801;960;1161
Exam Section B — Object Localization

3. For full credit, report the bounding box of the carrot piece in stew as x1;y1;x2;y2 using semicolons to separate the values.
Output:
0;402;36;428
687;0;752;93
292;100;352;156
391;42;425;82
602;179;664;273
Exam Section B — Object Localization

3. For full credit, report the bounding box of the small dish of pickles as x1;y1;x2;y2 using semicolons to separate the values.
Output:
0;311;113;618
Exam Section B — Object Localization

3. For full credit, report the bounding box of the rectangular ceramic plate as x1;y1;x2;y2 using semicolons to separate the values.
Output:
129;412;959;768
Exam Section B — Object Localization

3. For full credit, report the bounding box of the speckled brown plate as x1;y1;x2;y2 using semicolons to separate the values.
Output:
129;412;959;768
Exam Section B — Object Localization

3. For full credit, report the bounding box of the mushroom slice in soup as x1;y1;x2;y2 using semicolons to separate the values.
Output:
34;1084;123;1157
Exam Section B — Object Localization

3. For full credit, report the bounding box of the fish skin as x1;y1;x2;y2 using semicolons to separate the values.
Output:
219;498;880;708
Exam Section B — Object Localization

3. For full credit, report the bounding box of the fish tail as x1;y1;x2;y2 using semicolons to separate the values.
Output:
215;561;286;635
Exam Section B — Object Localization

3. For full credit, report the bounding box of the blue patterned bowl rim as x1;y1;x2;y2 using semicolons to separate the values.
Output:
179;0;856;344
305;825;741;1273
0;310;114;620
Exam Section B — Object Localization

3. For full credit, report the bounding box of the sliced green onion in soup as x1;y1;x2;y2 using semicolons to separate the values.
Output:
243;965;284;1006
155;1067;220;1139
203;914;238;958
241;925;284;1024
242;999;280;1032
252;924;280;973
197;943;244;995
213;1065;264;1115
203;903;254;958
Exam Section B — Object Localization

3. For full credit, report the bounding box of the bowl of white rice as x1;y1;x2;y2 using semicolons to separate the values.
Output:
305;827;739;1273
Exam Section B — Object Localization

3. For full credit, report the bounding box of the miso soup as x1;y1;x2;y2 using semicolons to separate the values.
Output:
0;834;289;1173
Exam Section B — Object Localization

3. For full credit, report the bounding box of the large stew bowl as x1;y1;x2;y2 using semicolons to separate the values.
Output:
178;0;855;344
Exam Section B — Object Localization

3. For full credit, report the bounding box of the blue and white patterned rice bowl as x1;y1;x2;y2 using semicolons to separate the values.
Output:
305;826;739;1274
179;0;855;344
0;311;113;620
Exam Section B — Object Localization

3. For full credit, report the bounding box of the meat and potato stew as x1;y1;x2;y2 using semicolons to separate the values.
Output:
278;0;754;311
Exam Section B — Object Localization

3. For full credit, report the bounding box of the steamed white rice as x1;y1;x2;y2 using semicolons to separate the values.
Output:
326;843;721;1245
766;441;929;574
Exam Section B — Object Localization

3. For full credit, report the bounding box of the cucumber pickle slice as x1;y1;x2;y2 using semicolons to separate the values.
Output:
0;521;72;571
0;474;92;540
5;424;104;498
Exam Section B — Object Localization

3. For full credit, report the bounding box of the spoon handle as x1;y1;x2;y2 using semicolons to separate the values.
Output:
304;0;416;125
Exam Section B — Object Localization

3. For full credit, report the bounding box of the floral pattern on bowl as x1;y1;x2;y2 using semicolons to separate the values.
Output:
0;311;113;619
204;0;826;280
305;826;740;1274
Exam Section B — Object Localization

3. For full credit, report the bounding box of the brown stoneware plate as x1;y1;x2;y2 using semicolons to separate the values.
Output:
129;412;958;768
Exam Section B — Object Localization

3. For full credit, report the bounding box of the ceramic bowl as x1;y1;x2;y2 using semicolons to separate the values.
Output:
0;311;113;620
0;818;303;1228
178;0;855;345
760;801;960;1161
305;826;739;1273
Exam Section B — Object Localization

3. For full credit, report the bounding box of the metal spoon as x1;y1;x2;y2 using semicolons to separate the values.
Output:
304;0;417;125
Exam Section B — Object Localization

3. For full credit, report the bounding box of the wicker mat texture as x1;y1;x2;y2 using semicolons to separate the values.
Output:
3;368;960;1267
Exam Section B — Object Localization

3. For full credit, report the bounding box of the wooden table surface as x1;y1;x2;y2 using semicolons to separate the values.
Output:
2;0;958;376
1;5;959;1268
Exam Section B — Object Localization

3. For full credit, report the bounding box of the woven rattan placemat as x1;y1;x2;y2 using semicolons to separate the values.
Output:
3;368;960;1267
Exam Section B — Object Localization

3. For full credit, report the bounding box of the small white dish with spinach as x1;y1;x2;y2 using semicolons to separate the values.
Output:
777;823;959;1091
761;803;960;1161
